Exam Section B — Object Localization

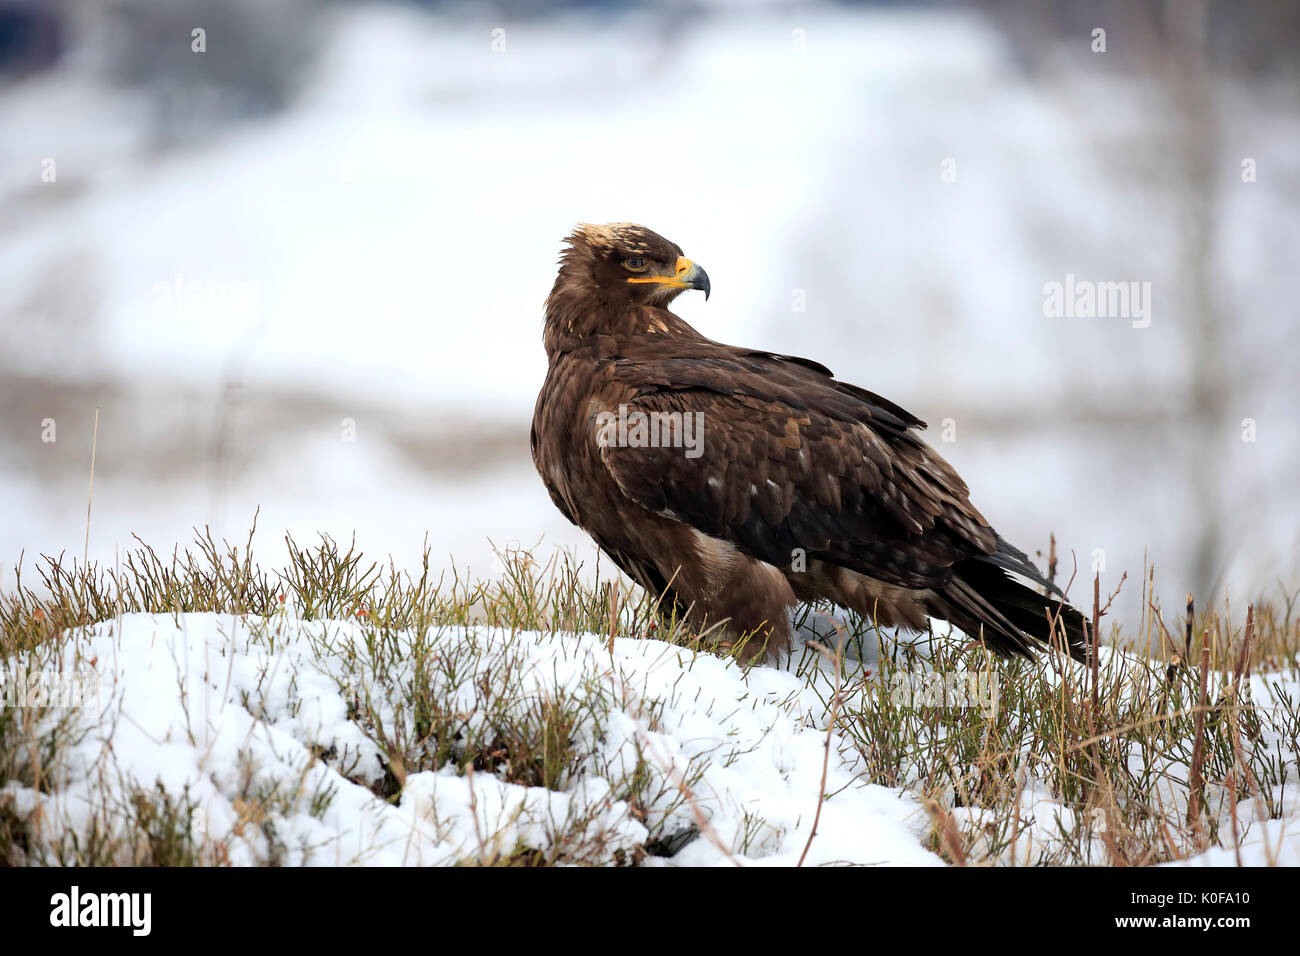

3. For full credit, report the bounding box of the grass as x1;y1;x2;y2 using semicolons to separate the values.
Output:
1;519;1297;865
809;607;1298;865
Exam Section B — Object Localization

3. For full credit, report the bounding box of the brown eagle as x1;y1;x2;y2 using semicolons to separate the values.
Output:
531;223;1088;664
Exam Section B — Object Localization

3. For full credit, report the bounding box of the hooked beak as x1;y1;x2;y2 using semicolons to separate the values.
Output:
627;256;711;300
682;259;711;300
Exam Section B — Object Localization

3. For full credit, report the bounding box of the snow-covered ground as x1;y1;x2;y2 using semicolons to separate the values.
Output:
4;610;1296;866
4;612;938;866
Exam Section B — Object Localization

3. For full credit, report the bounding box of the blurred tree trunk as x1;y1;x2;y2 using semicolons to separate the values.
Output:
1165;0;1228;601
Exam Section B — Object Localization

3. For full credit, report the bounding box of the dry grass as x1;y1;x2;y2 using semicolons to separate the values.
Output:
1;523;1297;865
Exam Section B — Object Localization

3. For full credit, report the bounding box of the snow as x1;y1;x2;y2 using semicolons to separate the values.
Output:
6;608;1297;866
1170;819;1300;868
4;611;937;866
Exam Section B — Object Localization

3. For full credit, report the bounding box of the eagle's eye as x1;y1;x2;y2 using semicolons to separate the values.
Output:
622;257;649;272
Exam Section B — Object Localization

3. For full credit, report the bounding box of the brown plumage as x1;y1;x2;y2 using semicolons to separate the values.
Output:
531;222;1088;663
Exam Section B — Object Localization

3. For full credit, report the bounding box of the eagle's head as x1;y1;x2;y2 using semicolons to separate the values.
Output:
553;222;711;309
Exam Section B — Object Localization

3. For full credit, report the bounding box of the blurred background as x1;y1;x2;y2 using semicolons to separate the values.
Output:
1;0;1297;624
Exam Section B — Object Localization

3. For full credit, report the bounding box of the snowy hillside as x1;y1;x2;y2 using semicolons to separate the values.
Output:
5;612;939;866
5;603;1297;866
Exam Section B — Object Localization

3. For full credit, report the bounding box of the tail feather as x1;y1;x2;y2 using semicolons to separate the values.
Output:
930;554;1090;663
984;534;1064;598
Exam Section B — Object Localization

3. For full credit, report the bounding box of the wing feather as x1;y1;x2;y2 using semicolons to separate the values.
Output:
594;349;996;590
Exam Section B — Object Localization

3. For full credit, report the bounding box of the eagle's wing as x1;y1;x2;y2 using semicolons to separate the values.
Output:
594;349;998;590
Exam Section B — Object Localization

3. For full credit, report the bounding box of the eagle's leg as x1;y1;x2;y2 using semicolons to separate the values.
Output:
682;605;793;665
663;532;798;664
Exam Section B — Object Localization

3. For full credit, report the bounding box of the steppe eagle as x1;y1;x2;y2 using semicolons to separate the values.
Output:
531;223;1088;663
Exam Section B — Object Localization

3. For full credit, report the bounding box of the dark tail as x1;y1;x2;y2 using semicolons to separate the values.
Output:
929;538;1090;663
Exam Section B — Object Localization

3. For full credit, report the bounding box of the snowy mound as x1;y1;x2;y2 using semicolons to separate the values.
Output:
6;610;1298;866
3;612;937;866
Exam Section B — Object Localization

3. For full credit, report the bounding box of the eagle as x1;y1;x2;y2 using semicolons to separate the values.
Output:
531;222;1088;664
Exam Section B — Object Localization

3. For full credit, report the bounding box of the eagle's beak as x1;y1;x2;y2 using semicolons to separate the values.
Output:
671;256;710;300
683;260;711;301
627;256;711;300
